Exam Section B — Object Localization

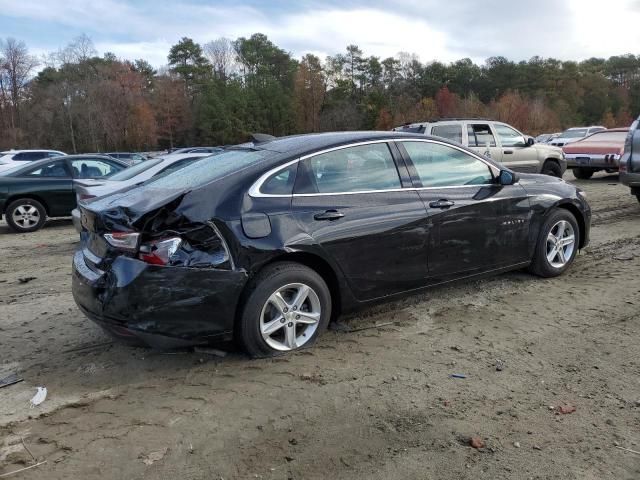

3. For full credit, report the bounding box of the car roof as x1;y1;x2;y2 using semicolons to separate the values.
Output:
246;131;436;157
3;154;129;173
1;149;65;153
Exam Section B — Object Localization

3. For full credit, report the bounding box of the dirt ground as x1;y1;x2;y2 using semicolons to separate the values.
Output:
1;172;639;480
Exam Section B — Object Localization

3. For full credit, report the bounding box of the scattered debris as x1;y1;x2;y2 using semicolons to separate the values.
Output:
556;405;576;415
495;359;505;371
347;322;394;333
0;373;23;389
614;445;640;456
469;437;485;449
193;346;227;358
63;341;113;354
513;442;521;448
30;387;47;407
532;445;542;451
450;374;467;379
0;461;47;478
141;447;168;466
21;437;36;463
613;253;634;261
17;277;37;284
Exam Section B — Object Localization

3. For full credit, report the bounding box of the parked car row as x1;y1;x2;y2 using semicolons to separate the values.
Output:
69;131;591;356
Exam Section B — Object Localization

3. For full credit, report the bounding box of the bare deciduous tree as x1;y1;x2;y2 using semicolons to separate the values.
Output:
203;37;238;81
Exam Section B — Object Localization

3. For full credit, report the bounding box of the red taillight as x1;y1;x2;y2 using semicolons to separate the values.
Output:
138;238;182;266
103;232;140;252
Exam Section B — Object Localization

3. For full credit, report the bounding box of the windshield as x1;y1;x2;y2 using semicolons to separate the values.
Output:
143;149;272;189
582;131;627;142
108;158;163;181
559;129;588;138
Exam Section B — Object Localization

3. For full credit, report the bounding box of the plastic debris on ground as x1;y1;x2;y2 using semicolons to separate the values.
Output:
30;387;47;407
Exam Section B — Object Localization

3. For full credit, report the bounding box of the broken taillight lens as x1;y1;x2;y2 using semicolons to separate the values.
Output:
138;238;182;266
103;232;141;252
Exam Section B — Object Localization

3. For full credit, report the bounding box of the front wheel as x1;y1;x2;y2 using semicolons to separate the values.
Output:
573;168;594;180
528;209;580;278
542;161;562;178
238;262;331;358
5;198;47;232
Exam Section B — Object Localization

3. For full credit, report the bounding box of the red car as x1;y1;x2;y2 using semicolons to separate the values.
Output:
563;128;629;179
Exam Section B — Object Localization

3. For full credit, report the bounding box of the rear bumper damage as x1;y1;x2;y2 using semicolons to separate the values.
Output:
72;250;248;348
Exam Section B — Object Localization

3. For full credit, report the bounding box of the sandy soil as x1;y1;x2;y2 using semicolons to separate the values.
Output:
1;172;639;479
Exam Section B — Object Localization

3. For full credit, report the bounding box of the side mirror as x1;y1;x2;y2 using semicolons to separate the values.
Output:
526;137;535;147
498;170;519;185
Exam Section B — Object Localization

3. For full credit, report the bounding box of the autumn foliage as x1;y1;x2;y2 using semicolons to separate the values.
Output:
0;35;638;151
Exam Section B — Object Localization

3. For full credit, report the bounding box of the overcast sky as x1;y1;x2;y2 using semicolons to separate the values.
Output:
1;0;639;66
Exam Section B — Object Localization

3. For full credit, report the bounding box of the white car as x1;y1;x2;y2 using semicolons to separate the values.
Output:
0;150;67;172
71;152;213;232
549;126;606;147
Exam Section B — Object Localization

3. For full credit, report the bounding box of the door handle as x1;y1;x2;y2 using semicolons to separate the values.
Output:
313;210;345;221
429;199;455;209
504;150;514;154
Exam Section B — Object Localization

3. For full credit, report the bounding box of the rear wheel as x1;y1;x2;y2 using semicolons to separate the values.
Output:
5;198;47;233
238;262;331;358
573;168;594;180
542;161;562;178
529;209;580;278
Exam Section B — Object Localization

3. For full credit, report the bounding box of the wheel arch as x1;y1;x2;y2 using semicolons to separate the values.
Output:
4;194;50;216
555;202;586;249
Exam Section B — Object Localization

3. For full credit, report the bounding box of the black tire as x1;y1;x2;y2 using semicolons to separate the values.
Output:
5;198;47;233
237;262;331;358
541;161;562;178
573;168;594;180
528;209;580;278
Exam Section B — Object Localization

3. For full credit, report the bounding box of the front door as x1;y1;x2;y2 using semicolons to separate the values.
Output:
291;141;431;301
397;140;531;282
16;160;74;215
493;123;539;173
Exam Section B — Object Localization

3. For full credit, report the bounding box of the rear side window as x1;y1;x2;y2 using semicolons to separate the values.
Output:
70;159;124;178
295;143;401;194
402;141;494;187
13;152;46;161
467;124;496;147
260;163;297;195
431;124;463;143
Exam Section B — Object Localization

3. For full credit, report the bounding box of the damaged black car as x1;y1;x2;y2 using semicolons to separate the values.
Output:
72;132;591;356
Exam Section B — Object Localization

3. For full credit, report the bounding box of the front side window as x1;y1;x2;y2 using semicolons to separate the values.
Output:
402;141;494;187
494;124;526;147
70;159;124;178
467;124;497;147
295;143;401;194
431;124;463;143
22;161;69;178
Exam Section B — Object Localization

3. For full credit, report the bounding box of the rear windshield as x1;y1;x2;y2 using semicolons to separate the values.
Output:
583;131;627;142
108;158;163;181
143;149;272;189
559;129;587;138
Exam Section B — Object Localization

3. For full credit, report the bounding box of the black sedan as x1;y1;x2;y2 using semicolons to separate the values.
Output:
0;155;128;232
72;132;591;355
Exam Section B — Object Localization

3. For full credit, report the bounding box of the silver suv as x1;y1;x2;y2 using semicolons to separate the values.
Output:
393;119;567;177
620;115;640;204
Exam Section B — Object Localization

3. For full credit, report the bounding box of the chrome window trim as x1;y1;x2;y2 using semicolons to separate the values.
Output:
248;138;501;198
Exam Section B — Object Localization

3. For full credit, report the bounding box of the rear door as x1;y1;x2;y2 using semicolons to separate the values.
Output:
291;141;431;301
493;123;539;173
466;123;504;163
397;139;531;281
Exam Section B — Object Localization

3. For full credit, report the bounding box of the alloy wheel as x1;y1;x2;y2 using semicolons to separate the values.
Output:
11;204;41;230
259;283;321;351
546;220;576;268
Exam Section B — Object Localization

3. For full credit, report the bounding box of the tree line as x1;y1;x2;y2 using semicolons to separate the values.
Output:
1;33;639;152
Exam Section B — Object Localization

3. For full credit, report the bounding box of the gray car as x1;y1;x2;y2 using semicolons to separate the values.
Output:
620;116;640;204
